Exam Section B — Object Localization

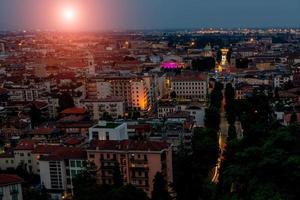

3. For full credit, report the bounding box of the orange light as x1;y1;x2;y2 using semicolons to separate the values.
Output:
62;7;76;22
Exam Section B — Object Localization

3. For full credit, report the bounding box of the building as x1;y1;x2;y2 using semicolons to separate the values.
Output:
0;174;23;200
87;140;173;197
81;97;125;120
171;73;207;101
88;121;128;141
86;76;149;111
39;147;86;200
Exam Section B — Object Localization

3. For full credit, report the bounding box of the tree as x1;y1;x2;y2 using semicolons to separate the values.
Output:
107;184;148;200
204;107;221;131
227;124;236;141
210;82;223;110
113;161;123;188
58;92;75;112
29;103;41;129
225;83;236;125
151;172;171;200
72;170;106;200
290;112;297;124
274;87;279;99
191;57;215;71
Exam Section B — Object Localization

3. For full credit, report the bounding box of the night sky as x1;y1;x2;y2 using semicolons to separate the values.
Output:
0;0;299;31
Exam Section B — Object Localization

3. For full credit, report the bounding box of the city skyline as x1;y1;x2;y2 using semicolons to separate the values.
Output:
0;0;299;31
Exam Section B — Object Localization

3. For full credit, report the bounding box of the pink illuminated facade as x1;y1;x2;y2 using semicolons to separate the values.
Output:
161;61;184;69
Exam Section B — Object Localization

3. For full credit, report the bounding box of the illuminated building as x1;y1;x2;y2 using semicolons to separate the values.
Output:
160;61;185;70
216;48;230;73
86;76;149;111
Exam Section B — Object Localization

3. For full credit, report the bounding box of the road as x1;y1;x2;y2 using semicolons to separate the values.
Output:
212;98;228;183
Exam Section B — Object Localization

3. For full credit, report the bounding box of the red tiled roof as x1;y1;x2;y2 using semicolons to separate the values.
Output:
61;107;87;115
63;137;84;146
0;88;8;95
32;127;56;135
32;144;62;154
39;147;86;161
0;174;23;186
171;73;207;82
89;140;171;151
14;139;36;151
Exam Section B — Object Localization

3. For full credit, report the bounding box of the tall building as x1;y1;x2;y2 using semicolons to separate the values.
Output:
87;140;173;197
39;147;86;200
87;76;149;111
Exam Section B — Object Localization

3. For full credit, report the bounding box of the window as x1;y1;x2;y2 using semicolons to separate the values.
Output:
71;170;77;177
105;132;110;140
92;131;98;139
12;194;18;200
20;153;24;157
10;184;18;193
76;161;82;168
70;161;76;167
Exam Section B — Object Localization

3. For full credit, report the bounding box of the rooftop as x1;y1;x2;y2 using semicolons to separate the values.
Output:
61;107;87;115
89;140;171;152
93;122;122;129
0;174;23;186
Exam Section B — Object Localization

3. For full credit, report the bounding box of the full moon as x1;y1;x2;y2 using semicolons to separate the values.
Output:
63;8;76;22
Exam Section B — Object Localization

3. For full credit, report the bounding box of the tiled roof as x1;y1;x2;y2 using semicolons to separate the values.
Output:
0;174;23;186
61;107;87;115
171;73;207;82
14;139;36;150
39;147;86;161
32;127;56;135
32;144;62;154
89;140;171;152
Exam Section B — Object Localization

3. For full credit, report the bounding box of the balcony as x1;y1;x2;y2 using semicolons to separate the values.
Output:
130;160;149;169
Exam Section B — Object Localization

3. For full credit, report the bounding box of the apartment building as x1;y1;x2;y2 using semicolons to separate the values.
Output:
171;73;208;101
39;147;86;200
86;76;149;111
0;174;23;200
87;140;173;197
81;97;125;120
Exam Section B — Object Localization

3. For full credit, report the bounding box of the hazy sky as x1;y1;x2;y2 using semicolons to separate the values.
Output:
0;0;299;31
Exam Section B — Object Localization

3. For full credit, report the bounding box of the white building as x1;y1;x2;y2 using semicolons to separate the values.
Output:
273;74;293;88
39;147;86;200
0;174;23;200
89;121;128;141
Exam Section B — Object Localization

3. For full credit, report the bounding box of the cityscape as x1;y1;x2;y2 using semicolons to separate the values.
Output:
0;1;299;200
